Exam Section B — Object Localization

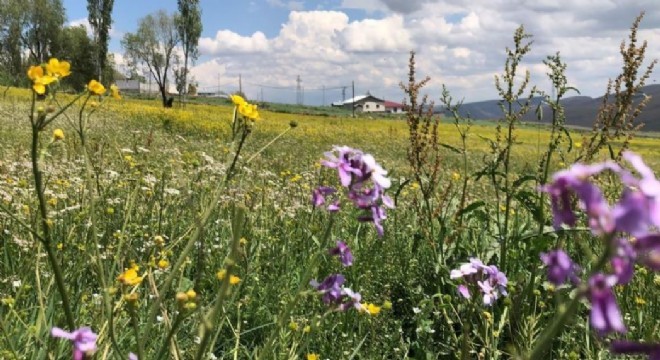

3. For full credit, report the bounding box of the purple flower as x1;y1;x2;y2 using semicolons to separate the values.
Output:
540;250;580;286
634;234;660;271
322;146;364;187
318;146;394;236
587;273;626;335
312;186;336;207
611;340;660;360
541;162;619;234
310;274;345;305
611;238;637;284
51;327;98;360
450;259;507;306
329;241;353;267
129;353;138;360
338;287;363;311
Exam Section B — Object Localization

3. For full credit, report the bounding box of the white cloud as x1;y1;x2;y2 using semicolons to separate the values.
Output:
198;30;270;55
188;1;660;105
67;18;93;37
337;15;412;52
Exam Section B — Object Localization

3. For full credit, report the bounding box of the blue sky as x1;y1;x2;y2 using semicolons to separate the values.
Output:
60;0;660;105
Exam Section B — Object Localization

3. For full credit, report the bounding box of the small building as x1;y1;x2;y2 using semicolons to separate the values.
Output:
331;92;386;113
384;101;405;114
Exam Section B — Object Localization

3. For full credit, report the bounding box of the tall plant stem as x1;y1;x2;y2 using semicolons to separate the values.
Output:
30;124;75;330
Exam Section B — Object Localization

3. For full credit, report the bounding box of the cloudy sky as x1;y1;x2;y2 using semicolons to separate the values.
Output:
62;0;660;105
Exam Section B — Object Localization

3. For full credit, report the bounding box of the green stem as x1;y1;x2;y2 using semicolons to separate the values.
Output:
128;302;145;360
194;206;245;360
30;122;75;330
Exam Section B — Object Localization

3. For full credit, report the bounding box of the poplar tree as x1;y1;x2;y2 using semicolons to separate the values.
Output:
176;0;202;104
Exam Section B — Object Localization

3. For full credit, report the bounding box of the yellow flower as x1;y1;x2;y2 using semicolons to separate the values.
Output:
27;65;56;95
88;80;106;95
117;265;143;286
53;128;65;141
154;235;165;247
382;300;392;310
110;84;121;99
230;94;246;106
176;292;189;303
363;303;381;315
45;58;71;78
635;297;647;306
452;172;461;181
216;269;241;285
157;259;169;269
303;325;311;333
185;289;197;301
238;102;259;120
306;353;319;360
288;321;299;331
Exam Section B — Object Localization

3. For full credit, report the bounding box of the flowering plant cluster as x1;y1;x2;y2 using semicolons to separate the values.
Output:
539;151;660;355
230;94;259;121
313;145;394;236
450;258;508;306
310;241;380;315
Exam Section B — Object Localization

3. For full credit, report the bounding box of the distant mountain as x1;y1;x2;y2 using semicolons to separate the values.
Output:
438;84;660;132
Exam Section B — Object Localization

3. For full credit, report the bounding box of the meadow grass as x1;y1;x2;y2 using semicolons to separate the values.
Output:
0;81;659;360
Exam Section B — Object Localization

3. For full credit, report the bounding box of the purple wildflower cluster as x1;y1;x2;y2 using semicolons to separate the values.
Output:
450;258;508;306
313;146;394;236
310;240;364;312
539;151;660;352
51;327;97;360
51;326;137;359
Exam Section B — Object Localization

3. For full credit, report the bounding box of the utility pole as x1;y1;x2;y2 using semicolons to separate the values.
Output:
239;74;243;94
296;75;302;105
322;85;325;106
351;81;355;118
341;86;347;102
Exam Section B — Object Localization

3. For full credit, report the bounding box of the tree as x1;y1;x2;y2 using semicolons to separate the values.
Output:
23;0;66;63
0;0;65;86
0;0;25;86
122;11;180;107
54;25;96;91
87;0;114;80
176;0;202;105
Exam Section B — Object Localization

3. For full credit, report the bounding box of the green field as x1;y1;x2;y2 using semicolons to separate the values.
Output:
0;84;659;360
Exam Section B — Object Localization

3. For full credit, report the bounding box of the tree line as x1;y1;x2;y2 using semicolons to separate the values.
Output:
0;0;203;107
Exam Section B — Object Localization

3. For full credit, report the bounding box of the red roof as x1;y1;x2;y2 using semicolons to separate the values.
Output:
384;101;404;108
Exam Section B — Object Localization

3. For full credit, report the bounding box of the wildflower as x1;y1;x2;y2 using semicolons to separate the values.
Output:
154;235;165;247
540;162;620;234
117;265;143;286
632;234;660;271
328;241;353;267
303;325;311;333
157;259;169;270
216;269;241;285
110;84;121;99
27;65;56;94
230;94;246;106
310;274;345;305
288;321;299;331
51;326;98;360
382;300;392;310
124;293;139;303
45;58;71;78
88;80;106;95
363;303;381;315
306;353;319;360
450;259;508;305
175;292;189;303
53;129;65;141
587;273;626;335
540;249;580;286
238;102;259;120
610;238;637;284
311;186;337;209
319;146;393;236
129;353;138;360
338;287;362;311
611;340;660;359
186;289;197;300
